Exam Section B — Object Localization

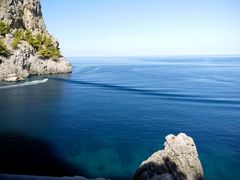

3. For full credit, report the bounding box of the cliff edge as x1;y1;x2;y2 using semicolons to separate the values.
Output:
0;0;72;82
134;133;204;180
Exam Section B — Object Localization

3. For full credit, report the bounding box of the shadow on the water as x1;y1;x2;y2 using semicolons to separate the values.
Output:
0;131;81;177
133;157;203;180
51;78;239;105
0;131;132;180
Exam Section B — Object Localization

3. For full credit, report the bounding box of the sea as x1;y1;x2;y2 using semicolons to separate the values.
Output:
0;56;239;180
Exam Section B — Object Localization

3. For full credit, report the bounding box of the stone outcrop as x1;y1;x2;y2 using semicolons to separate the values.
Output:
0;132;203;180
0;0;72;81
134;133;204;180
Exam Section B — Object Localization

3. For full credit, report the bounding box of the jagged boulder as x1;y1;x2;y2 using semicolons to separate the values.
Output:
134;133;204;180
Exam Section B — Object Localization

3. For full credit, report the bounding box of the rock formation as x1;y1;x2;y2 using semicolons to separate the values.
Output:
0;0;72;81
0;132;203;180
134;133;204;180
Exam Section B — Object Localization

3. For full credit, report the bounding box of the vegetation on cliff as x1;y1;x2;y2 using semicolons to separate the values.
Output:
0;21;10;36
0;40;10;57
0;21;10;57
12;29;23;49
1;21;61;60
12;28;61;60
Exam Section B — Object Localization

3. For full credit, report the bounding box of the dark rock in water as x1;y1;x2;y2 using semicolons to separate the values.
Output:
0;0;72;81
134;133;204;180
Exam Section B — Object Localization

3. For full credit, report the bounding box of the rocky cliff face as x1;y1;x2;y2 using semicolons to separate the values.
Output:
0;0;46;32
0;0;72;81
134;133;204;180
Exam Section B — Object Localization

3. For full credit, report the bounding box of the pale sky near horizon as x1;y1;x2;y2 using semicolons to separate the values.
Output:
41;0;240;57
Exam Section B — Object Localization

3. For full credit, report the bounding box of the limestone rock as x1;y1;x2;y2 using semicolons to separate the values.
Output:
0;0;72;81
0;0;46;32
3;73;19;81
134;133;203;180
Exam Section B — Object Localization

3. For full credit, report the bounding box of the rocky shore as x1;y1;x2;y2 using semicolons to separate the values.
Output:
0;0;72;82
134;133;203;180
0;133;203;180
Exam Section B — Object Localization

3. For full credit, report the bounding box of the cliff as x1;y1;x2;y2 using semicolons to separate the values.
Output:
134;133;204;180
0;0;72;81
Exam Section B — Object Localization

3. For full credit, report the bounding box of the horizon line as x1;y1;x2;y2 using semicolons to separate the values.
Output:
65;54;240;58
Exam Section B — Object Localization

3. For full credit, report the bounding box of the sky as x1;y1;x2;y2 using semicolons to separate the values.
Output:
41;0;240;57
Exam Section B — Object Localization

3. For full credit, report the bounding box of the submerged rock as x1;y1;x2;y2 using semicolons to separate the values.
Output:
134;133;204;180
0;0;72;81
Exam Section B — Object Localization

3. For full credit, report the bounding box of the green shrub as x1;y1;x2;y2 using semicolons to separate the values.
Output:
0;23;61;60
14;29;24;39
44;36;53;48
12;29;24;49
12;37;19;49
24;29;34;45
10;28;61;60
50;47;61;61
0;21;10;36
38;47;51;58
36;33;61;60
33;33;43;50
38;46;60;61
0;40;10;57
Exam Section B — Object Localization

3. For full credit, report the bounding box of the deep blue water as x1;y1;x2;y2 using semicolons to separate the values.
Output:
0;56;240;179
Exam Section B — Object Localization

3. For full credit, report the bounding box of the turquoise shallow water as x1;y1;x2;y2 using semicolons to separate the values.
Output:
0;56;240;179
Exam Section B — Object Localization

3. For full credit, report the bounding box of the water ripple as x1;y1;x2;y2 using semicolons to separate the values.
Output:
51;78;240;105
